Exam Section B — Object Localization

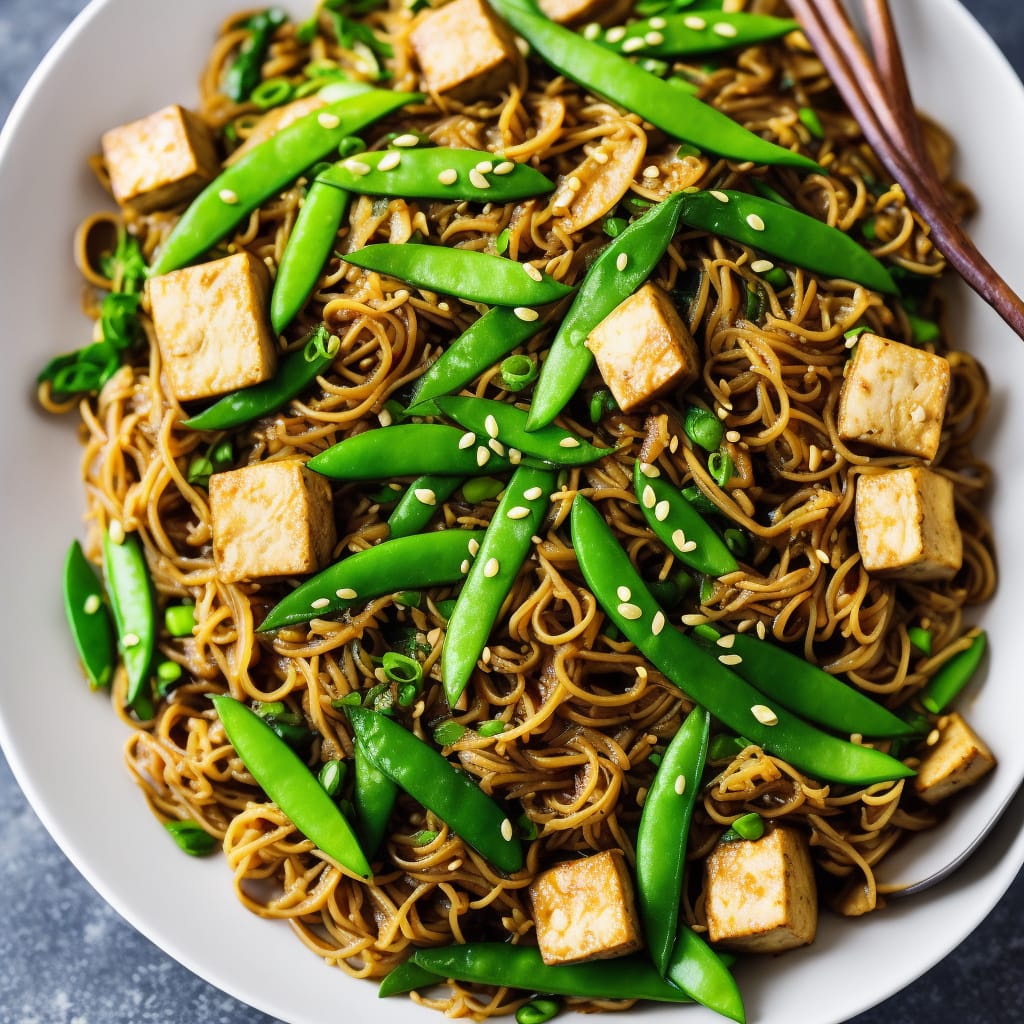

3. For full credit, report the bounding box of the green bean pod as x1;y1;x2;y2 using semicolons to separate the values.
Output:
678;188;897;294
633;461;739;577
406;307;550;413
258;528;486;631
101;525;157;718
527;190;687;430
692;623;918;737
636;707;710;976
378;959;441;997
410;943;692;1002
920;630;987;714
150;87;422;275
434;396;608;467
442;465;555;705
317;147;554;202
570;496;914;785
666;926;746;1024
386;474;464;538
307;423;517;479
212;695;371;877
597;11;798;58
343;243;575;307
347;707;523;873
486;0;819;172
62;540;116;689
353;744;400;858
182;326;339;431
271;181;351;334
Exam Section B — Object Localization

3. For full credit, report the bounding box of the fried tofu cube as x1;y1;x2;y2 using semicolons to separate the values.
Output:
529;850;643;965
148;251;278;403
914;712;996;805
705;826;817;953
855;466;962;580
410;0;517;101
101;104;220;214
209;461;337;583
538;0;609;23
837;333;950;460
585;282;699;412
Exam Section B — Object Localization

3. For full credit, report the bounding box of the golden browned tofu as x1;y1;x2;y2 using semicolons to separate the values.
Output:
529;850;643;965
537;0;608;23
837;333;950;460
585;282;699;412
410;0;518;101
855;467;962;580
209;461;337;583
914;712;996;805
101;104;220;214
148;251;278;403
705;827;817;953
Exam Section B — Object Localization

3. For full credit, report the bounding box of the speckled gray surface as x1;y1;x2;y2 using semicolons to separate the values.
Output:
1;1;1022;1022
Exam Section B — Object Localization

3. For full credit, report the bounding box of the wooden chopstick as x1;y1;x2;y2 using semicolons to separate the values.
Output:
787;0;1024;342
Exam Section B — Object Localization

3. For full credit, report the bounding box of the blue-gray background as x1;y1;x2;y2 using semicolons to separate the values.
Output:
1;1;1021;1021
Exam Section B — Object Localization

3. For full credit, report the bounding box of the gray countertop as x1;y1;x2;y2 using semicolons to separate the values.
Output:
1;1;1022;1022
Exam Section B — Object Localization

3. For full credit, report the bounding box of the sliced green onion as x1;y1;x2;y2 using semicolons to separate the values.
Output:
433;721;467;746
720;812;765;843
251;76;294;109
908;626;933;655
708;450;734;487
500;354;539;392
477;720;507;737
410;828;440;846
318;758;346;797
589;388;619;424
495;227;511;255
382;651;423;687
798;106;824;139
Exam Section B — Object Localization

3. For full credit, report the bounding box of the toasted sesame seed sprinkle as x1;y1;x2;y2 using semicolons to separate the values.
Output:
317;111;341;129
414;488;437;506
509;448;523;464
927;728;941;746
845;333;859;349
642;164;661;178
606;25;627;42
649;16;667;29
672;528;687;550
717;634;736;649
481;646;492;664
344;159;371;176
669;434;679;453
746;212;766;231
684;15;706;29
336;587;358;600
681;613;708;626
593;149;610;165
559;436;581;448
639;462;660;478
641;485;656;509
484;557;500;578
477;446;491;467
377;150;402;171
377;407;393;427
475;160;494;174
645;30;664;45
713;21;739;37
815;548;830;564
392;133;420;147
681;540;698;553
109;520;126;544
717;407;729;419
524;263;543;282
719;653;743;666
617;585;632;602
514;307;539;322
751;703;778;725
751;258;775;273
83;594;101;615
808;444;822;471
616;252;629;271
583;21;601;39
725;429;741;443
756;620;767;640
460;558;471;574
652;610;666;636
507;506;531;520
375;667;389;682
654;500;670;522
710;190;729;203
458;431;476;450
311;597;331;610
618;602;643;620
623;36;645;52
469;168;491;189
438;168;458;185
494;160;516;175
123;632;140;648
501;817;514;841
468;538;480;556
218;188;239;205
523;486;543;500
674;774;687;795
485;414;500;438
489;438;506;455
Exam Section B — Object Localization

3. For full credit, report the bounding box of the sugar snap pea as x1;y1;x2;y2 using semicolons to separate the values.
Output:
434;396;608;467
317;147;554;202
378;959;441;997
666;927;745;1024
182;325;339;431
442;465;555;705
353;744;400;858
570;496;914;785
307;423;517;479
347;707;523;873
258;528;486;631
343;244;574;307
63;540;116;690
920;629;987;714
225;8;287;102
486;0;819;172
211;695;371;877
386;474;464;538
150;87;421;275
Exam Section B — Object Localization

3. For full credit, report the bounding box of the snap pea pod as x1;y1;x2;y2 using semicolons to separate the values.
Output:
211;695;371;877
270;181;351;334
434;396;608;467
409;943;692;1002
677;189;898;294
258;529;486;631
570;496;914;785
666;927;745;1024
182;325;339;431
633;461;738;577
486;0;819;172
406;307;549;413
150;87;421;275
307;423;516;479
378;959;441;997
526;190;687;430
354;744;400;858
343;244;575;307
63;540;116;689
101;525;157;718
387;474;464;538
920;630;987;714
347;707;523;873
692;623;917;738
317;147;554;202
596;11;798;58
442;465;555;705
636;707;710;976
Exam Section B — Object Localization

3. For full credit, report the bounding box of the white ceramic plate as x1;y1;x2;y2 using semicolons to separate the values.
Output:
1;2;1022;1022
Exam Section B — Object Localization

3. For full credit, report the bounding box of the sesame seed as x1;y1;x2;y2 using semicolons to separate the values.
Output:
460;558;471;574
674;774;687;795
616;252;629;272
710;190;729;203
593;149;610;165
475;160;494;174
845;333;860;349
509;448;523;465
746;213;766;232
523;486;543;500
681;540;697;553
725;429;741;443
716;634;736;649
344;159;371;176
926;728;941;746
719;653;743;666
751;258;774;273
484;557;500;578
414;488;437;506
681;613;708;626
713;21;739;38
606;25;627;42
376;150;401;171
83;594;101;615
375;667;389;682
109;520;126;544
468;538;480;556
392;133;420;147
583;21;601;39
617;585;632;602
448;858;463;871
639;462;660;478
310;597;332;611
122;632;140;648
669;434;679;453
559;436;581;448
494;160;516;175
649;16;667;29
683;15;706;29
438;168;458;185
489;438;505;455
645;30;664;45
756;621;767;640
567;175;582;192
808;444;822;472
501;817;514;841
377;407;393;427
642;485;657;509
477;446;490;467
618;602;643;620
481;646;492;664
485;414;499;438
652;610;666;636
469;168;491;190
459;431;476;450
815;548;830;564
336;587;358;599
654;500;670;522
507;506;531;519
672;528;687;549
642;164;661;179
623;36;645;53
514;307;539;322
524;263;543;282
218;188;239;204
317;111;341;129
717;407;729;419
751;704;778;725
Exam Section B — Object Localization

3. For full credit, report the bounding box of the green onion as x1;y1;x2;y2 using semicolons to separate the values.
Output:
495;227;511;255
164;602;196;637
723;528;750;558
720;812;765;843
798;106;824;139
681;484;718;517
410;828;440;846
477;720;507;737
683;405;725;452
708;450;734;487
382;651;422;688
500;354;539;392
164;819;218;856
251;76;294;109
907;312;941;344
318;758;346;796
603;216;628;238
589;388;619;424
908;626;933;655
433;721;466;746
763;266;789;289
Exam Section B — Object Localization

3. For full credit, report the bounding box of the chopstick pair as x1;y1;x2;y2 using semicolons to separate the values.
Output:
788;0;1024;342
